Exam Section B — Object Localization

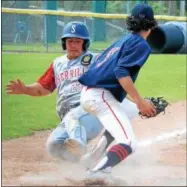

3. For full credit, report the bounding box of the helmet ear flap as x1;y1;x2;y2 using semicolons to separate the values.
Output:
61;39;66;50
83;40;90;51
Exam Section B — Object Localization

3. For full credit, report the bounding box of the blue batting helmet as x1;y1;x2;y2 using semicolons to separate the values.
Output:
61;21;90;51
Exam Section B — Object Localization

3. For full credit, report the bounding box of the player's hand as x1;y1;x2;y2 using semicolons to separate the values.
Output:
137;97;156;118
6;79;27;95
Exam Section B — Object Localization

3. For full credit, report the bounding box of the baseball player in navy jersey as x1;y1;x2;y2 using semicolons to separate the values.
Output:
6;21;105;162
79;3;158;177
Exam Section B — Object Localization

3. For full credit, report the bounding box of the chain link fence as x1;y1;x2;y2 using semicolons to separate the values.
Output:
2;1;187;53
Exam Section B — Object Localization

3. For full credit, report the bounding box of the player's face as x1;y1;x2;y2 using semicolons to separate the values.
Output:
66;38;84;59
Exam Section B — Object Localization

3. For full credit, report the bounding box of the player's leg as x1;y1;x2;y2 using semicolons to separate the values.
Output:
81;87;137;173
46;107;89;162
80;129;114;169
81;97;138;169
46;120;80;162
79;112;103;140
62;107;88;157
64;106;103;158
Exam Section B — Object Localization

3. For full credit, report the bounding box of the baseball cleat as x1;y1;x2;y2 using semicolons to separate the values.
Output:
84;167;112;185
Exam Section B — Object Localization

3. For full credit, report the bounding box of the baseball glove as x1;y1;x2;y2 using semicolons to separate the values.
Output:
139;97;169;118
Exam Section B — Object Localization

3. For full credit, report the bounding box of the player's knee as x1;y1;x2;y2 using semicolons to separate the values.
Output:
46;139;65;159
79;114;103;140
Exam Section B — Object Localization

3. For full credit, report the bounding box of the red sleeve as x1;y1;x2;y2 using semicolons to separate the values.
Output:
37;63;56;92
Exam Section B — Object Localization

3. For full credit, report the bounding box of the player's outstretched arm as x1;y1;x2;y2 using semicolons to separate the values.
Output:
118;76;156;117
6;79;51;96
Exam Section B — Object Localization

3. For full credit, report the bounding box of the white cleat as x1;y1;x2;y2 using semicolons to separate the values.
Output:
84;167;112;185
87;167;112;175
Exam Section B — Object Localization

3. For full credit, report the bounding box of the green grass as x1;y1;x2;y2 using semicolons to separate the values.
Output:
135;55;186;102
2;53;186;140
2;53;60;140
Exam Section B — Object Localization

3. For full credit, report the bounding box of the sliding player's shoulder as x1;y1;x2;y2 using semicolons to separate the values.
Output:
54;55;68;63
52;55;69;67
81;52;94;66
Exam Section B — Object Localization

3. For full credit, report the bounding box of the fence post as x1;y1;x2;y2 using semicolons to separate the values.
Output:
125;1;131;14
180;1;185;16
92;0;106;42
44;0;58;46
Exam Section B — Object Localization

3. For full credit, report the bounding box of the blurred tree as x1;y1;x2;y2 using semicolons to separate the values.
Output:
168;1;177;16
29;1;43;9
148;1;168;15
2;0;186;16
2;0;17;8
106;1;125;13
63;1;91;11
2;0;43;9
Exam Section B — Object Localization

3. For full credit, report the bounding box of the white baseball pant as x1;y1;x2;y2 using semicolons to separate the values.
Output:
80;86;138;152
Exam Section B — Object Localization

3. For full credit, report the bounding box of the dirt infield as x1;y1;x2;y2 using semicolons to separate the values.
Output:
2;101;186;186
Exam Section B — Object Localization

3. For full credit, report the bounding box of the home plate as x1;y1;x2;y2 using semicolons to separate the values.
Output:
65;174;128;186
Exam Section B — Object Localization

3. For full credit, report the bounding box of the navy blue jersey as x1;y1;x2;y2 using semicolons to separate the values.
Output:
79;33;151;102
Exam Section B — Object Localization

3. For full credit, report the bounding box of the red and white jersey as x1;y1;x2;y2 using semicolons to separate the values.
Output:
37;52;95;119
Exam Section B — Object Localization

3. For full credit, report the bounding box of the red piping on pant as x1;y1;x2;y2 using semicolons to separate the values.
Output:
102;91;129;140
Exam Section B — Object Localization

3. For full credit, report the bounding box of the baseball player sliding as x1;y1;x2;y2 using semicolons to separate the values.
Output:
6;21;104;162
79;3;158;179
